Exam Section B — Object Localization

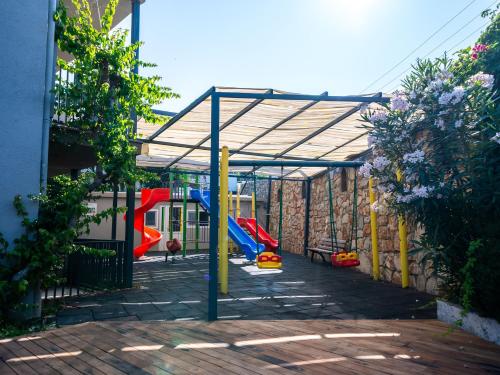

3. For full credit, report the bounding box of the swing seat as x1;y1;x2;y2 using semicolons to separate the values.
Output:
257;252;282;269
331;251;360;268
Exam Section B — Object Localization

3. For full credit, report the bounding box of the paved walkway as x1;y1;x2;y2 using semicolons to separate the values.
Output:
57;252;436;325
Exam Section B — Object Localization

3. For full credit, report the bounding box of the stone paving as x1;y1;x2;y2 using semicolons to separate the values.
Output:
56;252;436;325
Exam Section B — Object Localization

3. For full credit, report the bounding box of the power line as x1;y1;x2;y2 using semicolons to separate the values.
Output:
360;0;478;93
382;18;490;93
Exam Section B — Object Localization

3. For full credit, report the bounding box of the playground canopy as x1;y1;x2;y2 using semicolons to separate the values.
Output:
137;87;388;179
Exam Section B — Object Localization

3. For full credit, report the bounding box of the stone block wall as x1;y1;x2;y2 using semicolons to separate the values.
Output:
269;180;305;255
269;168;440;295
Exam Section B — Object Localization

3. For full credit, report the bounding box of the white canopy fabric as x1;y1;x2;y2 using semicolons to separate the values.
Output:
137;87;384;179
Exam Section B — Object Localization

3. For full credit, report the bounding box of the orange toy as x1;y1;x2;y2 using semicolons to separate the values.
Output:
331;251;360;268
256;252;282;269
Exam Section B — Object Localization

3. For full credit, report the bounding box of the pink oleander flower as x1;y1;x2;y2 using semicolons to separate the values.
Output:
471;43;488;60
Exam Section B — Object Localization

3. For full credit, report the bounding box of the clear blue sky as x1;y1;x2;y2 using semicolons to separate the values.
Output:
117;0;496;112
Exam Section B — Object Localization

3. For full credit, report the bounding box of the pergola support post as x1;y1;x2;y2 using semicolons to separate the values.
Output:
369;177;380;280
208;93;220;321
303;178;311;257
396;169;409;288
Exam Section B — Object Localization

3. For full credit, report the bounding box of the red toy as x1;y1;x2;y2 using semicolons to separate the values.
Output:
331;251;360;268
237;218;279;252
124;188;170;259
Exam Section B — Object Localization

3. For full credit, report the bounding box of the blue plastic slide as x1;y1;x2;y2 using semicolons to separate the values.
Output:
190;189;265;260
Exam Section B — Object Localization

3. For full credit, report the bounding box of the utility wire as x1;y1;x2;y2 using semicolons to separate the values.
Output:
382;18;490;93
361;0;478;93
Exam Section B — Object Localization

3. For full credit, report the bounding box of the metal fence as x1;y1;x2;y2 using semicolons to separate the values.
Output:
42;239;129;301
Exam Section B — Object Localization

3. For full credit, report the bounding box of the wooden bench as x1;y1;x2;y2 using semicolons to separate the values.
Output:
307;238;346;263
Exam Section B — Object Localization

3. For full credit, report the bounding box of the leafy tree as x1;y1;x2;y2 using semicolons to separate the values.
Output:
0;0;177;323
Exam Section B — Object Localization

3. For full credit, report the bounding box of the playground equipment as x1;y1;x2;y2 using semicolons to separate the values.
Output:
237;218;278;252
125;188;170;259
256;252;282;269
326;167;360;268
190;189;265;260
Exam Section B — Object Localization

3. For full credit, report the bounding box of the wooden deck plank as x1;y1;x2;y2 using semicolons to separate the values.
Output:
200;320;411;375
93;322;231;375
0;337;60;374
2;319;500;375
0;339;38;375
42;330;115;375
51;326;150;375
122;321;293;375
69;323;171;375
14;335;80;375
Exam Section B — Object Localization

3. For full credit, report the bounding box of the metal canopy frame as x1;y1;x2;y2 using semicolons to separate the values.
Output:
146;88;389;321
141;88;388;181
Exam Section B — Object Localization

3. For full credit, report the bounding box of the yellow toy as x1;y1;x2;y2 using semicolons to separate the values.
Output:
257;252;282;269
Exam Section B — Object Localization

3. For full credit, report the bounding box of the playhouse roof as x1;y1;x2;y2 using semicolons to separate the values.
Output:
136;87;387;179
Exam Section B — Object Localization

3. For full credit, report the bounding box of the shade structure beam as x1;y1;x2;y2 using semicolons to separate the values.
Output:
140;139;325;162
217;92;389;103
229;91;328;156
148;86;216;140
244;97;376;177
282;131;370;179
228;160;363;168
162;89;273;169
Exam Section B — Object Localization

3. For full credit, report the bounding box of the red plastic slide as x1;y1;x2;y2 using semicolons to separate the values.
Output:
237;218;279;252
124;188;170;258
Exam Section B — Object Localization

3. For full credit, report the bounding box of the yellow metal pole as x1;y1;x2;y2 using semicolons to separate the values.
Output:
236;183;241;218
229;191;234;218
251;192;256;219
219;146;229;294
369;177;380;281
396;169;409;288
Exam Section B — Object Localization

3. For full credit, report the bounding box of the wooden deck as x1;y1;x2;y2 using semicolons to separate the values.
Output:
1;319;499;374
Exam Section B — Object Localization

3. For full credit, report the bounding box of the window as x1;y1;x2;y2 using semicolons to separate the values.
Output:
199;211;209;227
187;210;197;227
171;207;182;232
340;168;348;192
145;210;158;228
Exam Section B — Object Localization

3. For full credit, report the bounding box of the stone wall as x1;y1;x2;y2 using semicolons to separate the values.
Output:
269;168;440;295
269;180;305;255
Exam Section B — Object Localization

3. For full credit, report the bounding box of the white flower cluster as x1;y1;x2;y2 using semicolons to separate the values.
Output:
367;134;377;148
412;185;433;198
491;132;500;145
438;86;465;106
359;162;373;178
395;185;433;203
390;93;410;112
373;156;390;170
467;72;495;90
434;118;445;130
369;110;388;124
403;149;425;164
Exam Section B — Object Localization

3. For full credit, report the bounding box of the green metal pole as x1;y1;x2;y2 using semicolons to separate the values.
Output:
351;171;358;251
195;175;200;251
169;172;173;241
182;173;188;257
327;168;338;251
278;167;284;255
253;172;259;251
